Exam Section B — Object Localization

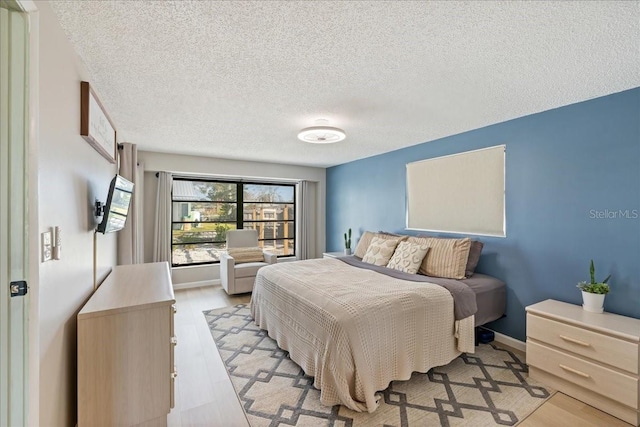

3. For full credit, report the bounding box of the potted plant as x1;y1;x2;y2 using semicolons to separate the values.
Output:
343;228;352;255
576;259;611;313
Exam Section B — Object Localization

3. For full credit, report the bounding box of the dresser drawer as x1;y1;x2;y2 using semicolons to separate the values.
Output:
527;313;639;374
527;340;638;409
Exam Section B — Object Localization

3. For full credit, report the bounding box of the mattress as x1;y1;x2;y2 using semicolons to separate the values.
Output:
427;273;506;326
460;273;507;326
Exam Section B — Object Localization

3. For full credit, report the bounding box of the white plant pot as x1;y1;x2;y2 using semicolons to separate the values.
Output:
344;248;351;256
581;291;605;313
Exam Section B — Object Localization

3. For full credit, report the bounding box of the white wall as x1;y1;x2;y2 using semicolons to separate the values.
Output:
33;1;325;422
139;151;326;285
37;2;118;425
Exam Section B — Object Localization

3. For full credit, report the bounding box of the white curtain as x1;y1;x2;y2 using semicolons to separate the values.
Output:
135;161;145;262
117;143;144;264
297;180;317;260
153;172;173;263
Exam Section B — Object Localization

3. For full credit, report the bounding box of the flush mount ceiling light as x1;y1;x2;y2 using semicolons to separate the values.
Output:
298;126;346;144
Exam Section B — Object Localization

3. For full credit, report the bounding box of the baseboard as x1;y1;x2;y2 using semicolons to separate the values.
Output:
486;328;526;353
173;279;220;290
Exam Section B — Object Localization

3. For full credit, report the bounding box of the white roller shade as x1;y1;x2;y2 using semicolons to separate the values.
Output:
406;145;505;237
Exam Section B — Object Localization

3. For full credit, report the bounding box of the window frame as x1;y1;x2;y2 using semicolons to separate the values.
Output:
171;177;296;267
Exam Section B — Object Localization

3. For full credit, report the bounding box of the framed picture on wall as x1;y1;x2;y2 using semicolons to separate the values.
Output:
80;81;116;164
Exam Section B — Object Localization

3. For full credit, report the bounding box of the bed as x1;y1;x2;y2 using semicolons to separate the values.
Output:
250;255;505;413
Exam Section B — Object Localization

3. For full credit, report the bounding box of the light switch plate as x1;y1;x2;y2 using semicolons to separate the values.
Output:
53;226;61;260
41;231;52;262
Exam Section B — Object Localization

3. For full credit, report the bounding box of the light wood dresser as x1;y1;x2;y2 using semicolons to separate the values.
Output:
78;262;176;427
526;299;640;426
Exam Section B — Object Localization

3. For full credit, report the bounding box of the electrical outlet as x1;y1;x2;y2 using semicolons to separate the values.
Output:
41;231;52;262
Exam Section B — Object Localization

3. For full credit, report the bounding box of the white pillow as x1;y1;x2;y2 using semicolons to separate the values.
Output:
386;241;430;274
362;236;400;266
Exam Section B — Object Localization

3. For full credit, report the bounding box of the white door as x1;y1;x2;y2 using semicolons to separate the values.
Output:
0;4;29;426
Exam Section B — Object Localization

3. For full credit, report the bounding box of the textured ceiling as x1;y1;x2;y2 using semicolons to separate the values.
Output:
50;1;640;168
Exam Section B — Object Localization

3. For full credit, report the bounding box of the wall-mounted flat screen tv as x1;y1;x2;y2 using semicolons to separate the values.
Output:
97;175;134;234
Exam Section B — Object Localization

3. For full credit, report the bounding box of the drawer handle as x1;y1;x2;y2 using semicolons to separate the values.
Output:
559;364;591;378
171;369;178;379
559;335;591;347
171;336;178;346
172;304;177;314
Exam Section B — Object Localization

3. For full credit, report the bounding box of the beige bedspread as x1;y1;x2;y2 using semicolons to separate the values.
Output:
250;258;475;413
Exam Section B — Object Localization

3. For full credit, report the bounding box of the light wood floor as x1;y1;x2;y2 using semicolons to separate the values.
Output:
168;285;632;427
168;286;251;427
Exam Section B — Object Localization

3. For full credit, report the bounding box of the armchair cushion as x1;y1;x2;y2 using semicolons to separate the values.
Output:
227;247;264;264
227;229;260;248
233;262;269;278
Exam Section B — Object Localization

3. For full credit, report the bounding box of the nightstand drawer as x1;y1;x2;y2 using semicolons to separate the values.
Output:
527;340;638;409
527;314;639;374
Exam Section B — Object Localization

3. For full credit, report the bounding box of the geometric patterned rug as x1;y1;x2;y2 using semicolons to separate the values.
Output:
204;304;554;427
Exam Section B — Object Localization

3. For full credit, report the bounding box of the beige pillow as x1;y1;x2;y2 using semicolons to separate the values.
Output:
362;236;400;266
354;231;375;258
386;241;430;274
227;247;264;264
354;231;407;258
408;236;471;279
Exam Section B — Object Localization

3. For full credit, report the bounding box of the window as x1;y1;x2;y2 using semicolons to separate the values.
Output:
406;145;505;237
171;179;295;266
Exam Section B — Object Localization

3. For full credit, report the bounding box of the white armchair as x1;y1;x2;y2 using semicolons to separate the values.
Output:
220;229;277;295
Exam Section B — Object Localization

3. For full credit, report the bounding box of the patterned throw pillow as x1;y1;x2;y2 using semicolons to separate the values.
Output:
354;231;407;258
407;236;471;279
386;241;430;274
227;247;264;264
362;236;400;266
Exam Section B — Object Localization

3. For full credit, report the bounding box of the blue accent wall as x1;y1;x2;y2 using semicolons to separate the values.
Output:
326;88;640;341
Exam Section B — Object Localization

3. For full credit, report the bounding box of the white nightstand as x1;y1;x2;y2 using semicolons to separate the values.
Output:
323;251;348;259
526;299;640;426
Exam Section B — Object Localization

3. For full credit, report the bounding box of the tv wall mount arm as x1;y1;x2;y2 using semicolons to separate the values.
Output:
94;200;105;219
